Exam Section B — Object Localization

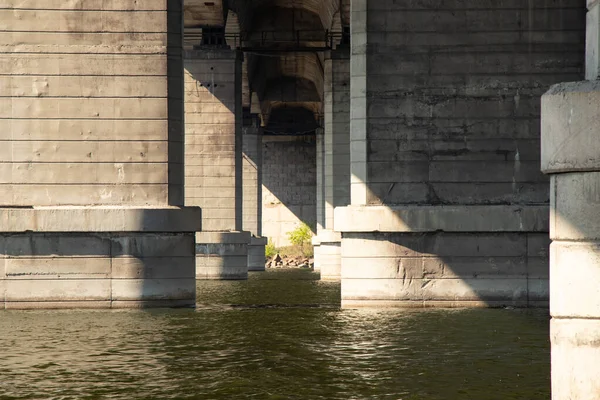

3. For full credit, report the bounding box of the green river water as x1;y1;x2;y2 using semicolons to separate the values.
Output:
0;269;550;399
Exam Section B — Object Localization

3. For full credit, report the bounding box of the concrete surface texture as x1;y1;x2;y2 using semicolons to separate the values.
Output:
248;236;268;272
195;231;250;280
542;1;600;392
340;0;585;307
312;50;351;281
262;136;317;247
316;230;342;281
243;123;262;237
184;49;243;232
0;1;200;308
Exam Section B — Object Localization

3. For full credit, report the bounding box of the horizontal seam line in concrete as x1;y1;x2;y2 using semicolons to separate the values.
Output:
0;96;168;99
0;74;171;77
1;31;174;33
0;118;170;121
369;29;584;34
367;7;583;11
0;8;170;12
0;52;173;55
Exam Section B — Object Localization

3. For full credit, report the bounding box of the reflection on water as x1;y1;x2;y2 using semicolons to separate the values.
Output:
0;269;549;399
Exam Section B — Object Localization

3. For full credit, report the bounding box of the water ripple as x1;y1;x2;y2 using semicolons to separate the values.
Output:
0;269;549;399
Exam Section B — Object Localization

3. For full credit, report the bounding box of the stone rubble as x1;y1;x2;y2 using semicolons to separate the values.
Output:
266;253;314;269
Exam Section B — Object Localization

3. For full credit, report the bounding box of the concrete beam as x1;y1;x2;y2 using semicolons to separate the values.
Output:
335;205;549;233
184;0;224;27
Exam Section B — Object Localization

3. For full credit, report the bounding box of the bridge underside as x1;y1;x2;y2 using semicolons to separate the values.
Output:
0;0;586;306
181;0;582;308
4;0;600;397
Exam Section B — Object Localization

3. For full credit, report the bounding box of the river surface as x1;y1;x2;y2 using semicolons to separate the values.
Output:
0;269;550;399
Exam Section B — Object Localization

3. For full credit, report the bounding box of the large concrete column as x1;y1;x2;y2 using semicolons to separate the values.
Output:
542;2;600;398
184;48;248;280
337;0;583;307
243;118;267;271
313;49;350;281
0;2;201;308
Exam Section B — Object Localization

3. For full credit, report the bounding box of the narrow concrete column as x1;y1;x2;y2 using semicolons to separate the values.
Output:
242;120;262;237
314;127;326;272
542;2;600;392
349;0;369;207
184;49;248;280
243;118;267;271
312;50;350;280
0;2;201;308
324;50;351;229
315;128;326;234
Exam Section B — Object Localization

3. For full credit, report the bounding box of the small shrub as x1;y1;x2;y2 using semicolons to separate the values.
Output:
265;239;277;258
286;223;314;257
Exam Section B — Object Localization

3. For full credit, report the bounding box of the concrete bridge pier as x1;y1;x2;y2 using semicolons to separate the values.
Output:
243;119;267;272
334;0;582;307
313;49;350;280
0;2;201;308
184;48;249;280
542;2;600;397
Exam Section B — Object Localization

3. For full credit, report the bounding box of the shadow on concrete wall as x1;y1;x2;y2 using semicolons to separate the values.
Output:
262;135;317;247
337;0;587;307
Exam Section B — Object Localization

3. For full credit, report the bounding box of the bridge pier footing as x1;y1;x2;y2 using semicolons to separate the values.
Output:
313;230;341;281
196;231;250;280
248;236;267;272
0;207;200;309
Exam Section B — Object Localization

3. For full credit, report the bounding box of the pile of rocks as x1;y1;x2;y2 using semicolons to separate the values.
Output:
266;253;314;269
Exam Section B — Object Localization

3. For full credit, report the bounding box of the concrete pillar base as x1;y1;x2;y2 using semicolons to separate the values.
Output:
0;207;201;309
196;231;250;280
311;236;322;272
336;205;549;308
542;80;600;400
248;236;267;272
314;230;341;281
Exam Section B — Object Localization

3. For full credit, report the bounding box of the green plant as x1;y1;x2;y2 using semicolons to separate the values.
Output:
287;223;313;246
265;239;277;258
286;223;314;257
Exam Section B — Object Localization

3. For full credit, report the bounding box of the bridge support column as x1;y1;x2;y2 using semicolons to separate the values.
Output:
337;0;567;307
185;49;248;280
243;118;267;271
313;49;350;280
542;3;600;397
0;2;200;308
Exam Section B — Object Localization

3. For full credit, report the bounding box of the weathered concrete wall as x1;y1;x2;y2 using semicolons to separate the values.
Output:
262;135;316;247
184;49;242;231
323;50;351;229
0;230;196;309
196;231;249;280
314;49;350;281
361;0;584;205
243;123;262;236
0;1;199;308
543;83;600;398
340;0;585;307
542;2;600;391
1;1;185;206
